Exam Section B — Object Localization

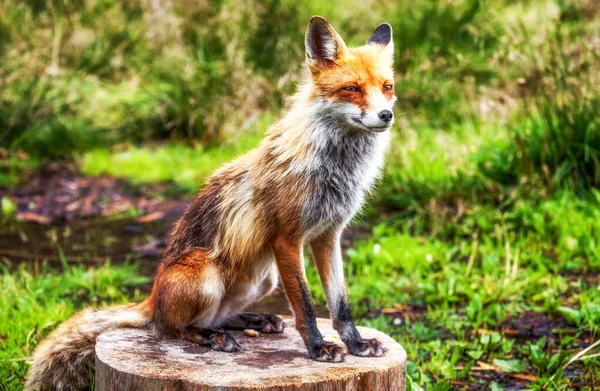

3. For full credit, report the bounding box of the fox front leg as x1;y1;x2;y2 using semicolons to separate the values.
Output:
272;236;346;362
310;230;388;357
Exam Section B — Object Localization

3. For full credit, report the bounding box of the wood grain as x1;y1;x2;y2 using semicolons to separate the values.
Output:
95;317;406;391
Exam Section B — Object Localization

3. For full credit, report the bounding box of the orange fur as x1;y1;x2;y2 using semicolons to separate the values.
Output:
310;231;336;288
271;235;307;335
150;248;222;333
314;47;394;109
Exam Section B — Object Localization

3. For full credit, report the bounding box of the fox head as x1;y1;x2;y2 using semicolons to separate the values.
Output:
305;16;396;133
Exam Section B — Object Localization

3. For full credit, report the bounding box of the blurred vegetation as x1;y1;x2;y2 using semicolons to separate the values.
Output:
1;0;600;389
1;0;598;197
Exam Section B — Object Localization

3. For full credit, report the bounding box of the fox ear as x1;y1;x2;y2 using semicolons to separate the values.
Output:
367;23;394;57
305;16;348;69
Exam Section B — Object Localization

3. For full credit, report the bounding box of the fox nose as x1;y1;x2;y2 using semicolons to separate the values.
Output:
378;110;393;123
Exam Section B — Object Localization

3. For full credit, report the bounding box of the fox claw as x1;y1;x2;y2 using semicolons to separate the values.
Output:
347;338;387;357
210;332;241;352
311;344;346;363
260;314;286;333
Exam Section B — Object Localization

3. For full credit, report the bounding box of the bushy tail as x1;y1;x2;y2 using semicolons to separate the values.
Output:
25;302;149;391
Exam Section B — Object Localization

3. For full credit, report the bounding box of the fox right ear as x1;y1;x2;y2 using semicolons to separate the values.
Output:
367;23;394;59
305;16;348;70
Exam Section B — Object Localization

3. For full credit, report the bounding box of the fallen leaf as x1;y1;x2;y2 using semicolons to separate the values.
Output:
137;212;165;223
493;358;526;373
15;212;51;224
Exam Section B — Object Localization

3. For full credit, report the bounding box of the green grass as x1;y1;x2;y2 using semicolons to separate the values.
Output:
79;114;268;194
2;0;588;158
311;204;600;389
507;34;600;195
2;204;598;390
0;260;148;391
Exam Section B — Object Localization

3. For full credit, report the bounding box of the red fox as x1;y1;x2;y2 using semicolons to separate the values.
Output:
25;16;396;390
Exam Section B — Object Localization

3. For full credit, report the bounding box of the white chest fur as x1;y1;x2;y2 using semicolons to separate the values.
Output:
300;127;390;237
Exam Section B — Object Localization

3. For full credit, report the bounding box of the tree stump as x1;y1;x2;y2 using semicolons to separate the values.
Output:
95;317;406;391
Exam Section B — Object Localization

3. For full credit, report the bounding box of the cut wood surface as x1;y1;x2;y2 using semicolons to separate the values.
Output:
95;317;406;391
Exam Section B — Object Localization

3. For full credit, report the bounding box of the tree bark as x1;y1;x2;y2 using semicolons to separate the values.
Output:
95;317;406;391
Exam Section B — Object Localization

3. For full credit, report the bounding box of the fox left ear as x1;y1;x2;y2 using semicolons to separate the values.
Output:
305;16;348;72
367;23;394;57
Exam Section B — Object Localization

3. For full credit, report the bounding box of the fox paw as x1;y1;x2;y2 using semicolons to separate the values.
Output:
347;338;387;357
241;313;286;333
210;332;241;352
310;344;346;363
258;314;286;333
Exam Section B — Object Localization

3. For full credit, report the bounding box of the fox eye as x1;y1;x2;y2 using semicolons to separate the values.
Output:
384;84;394;91
343;86;361;93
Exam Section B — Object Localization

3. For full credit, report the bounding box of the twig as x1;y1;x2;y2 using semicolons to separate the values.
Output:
578;352;600;360
563;339;600;369
455;361;537;382
504;240;511;285
511;248;520;279
465;238;478;278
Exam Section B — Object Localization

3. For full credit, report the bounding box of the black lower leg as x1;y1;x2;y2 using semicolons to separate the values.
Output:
334;297;387;357
296;278;345;362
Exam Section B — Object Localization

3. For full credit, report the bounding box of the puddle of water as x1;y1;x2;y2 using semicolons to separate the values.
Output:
0;218;168;274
